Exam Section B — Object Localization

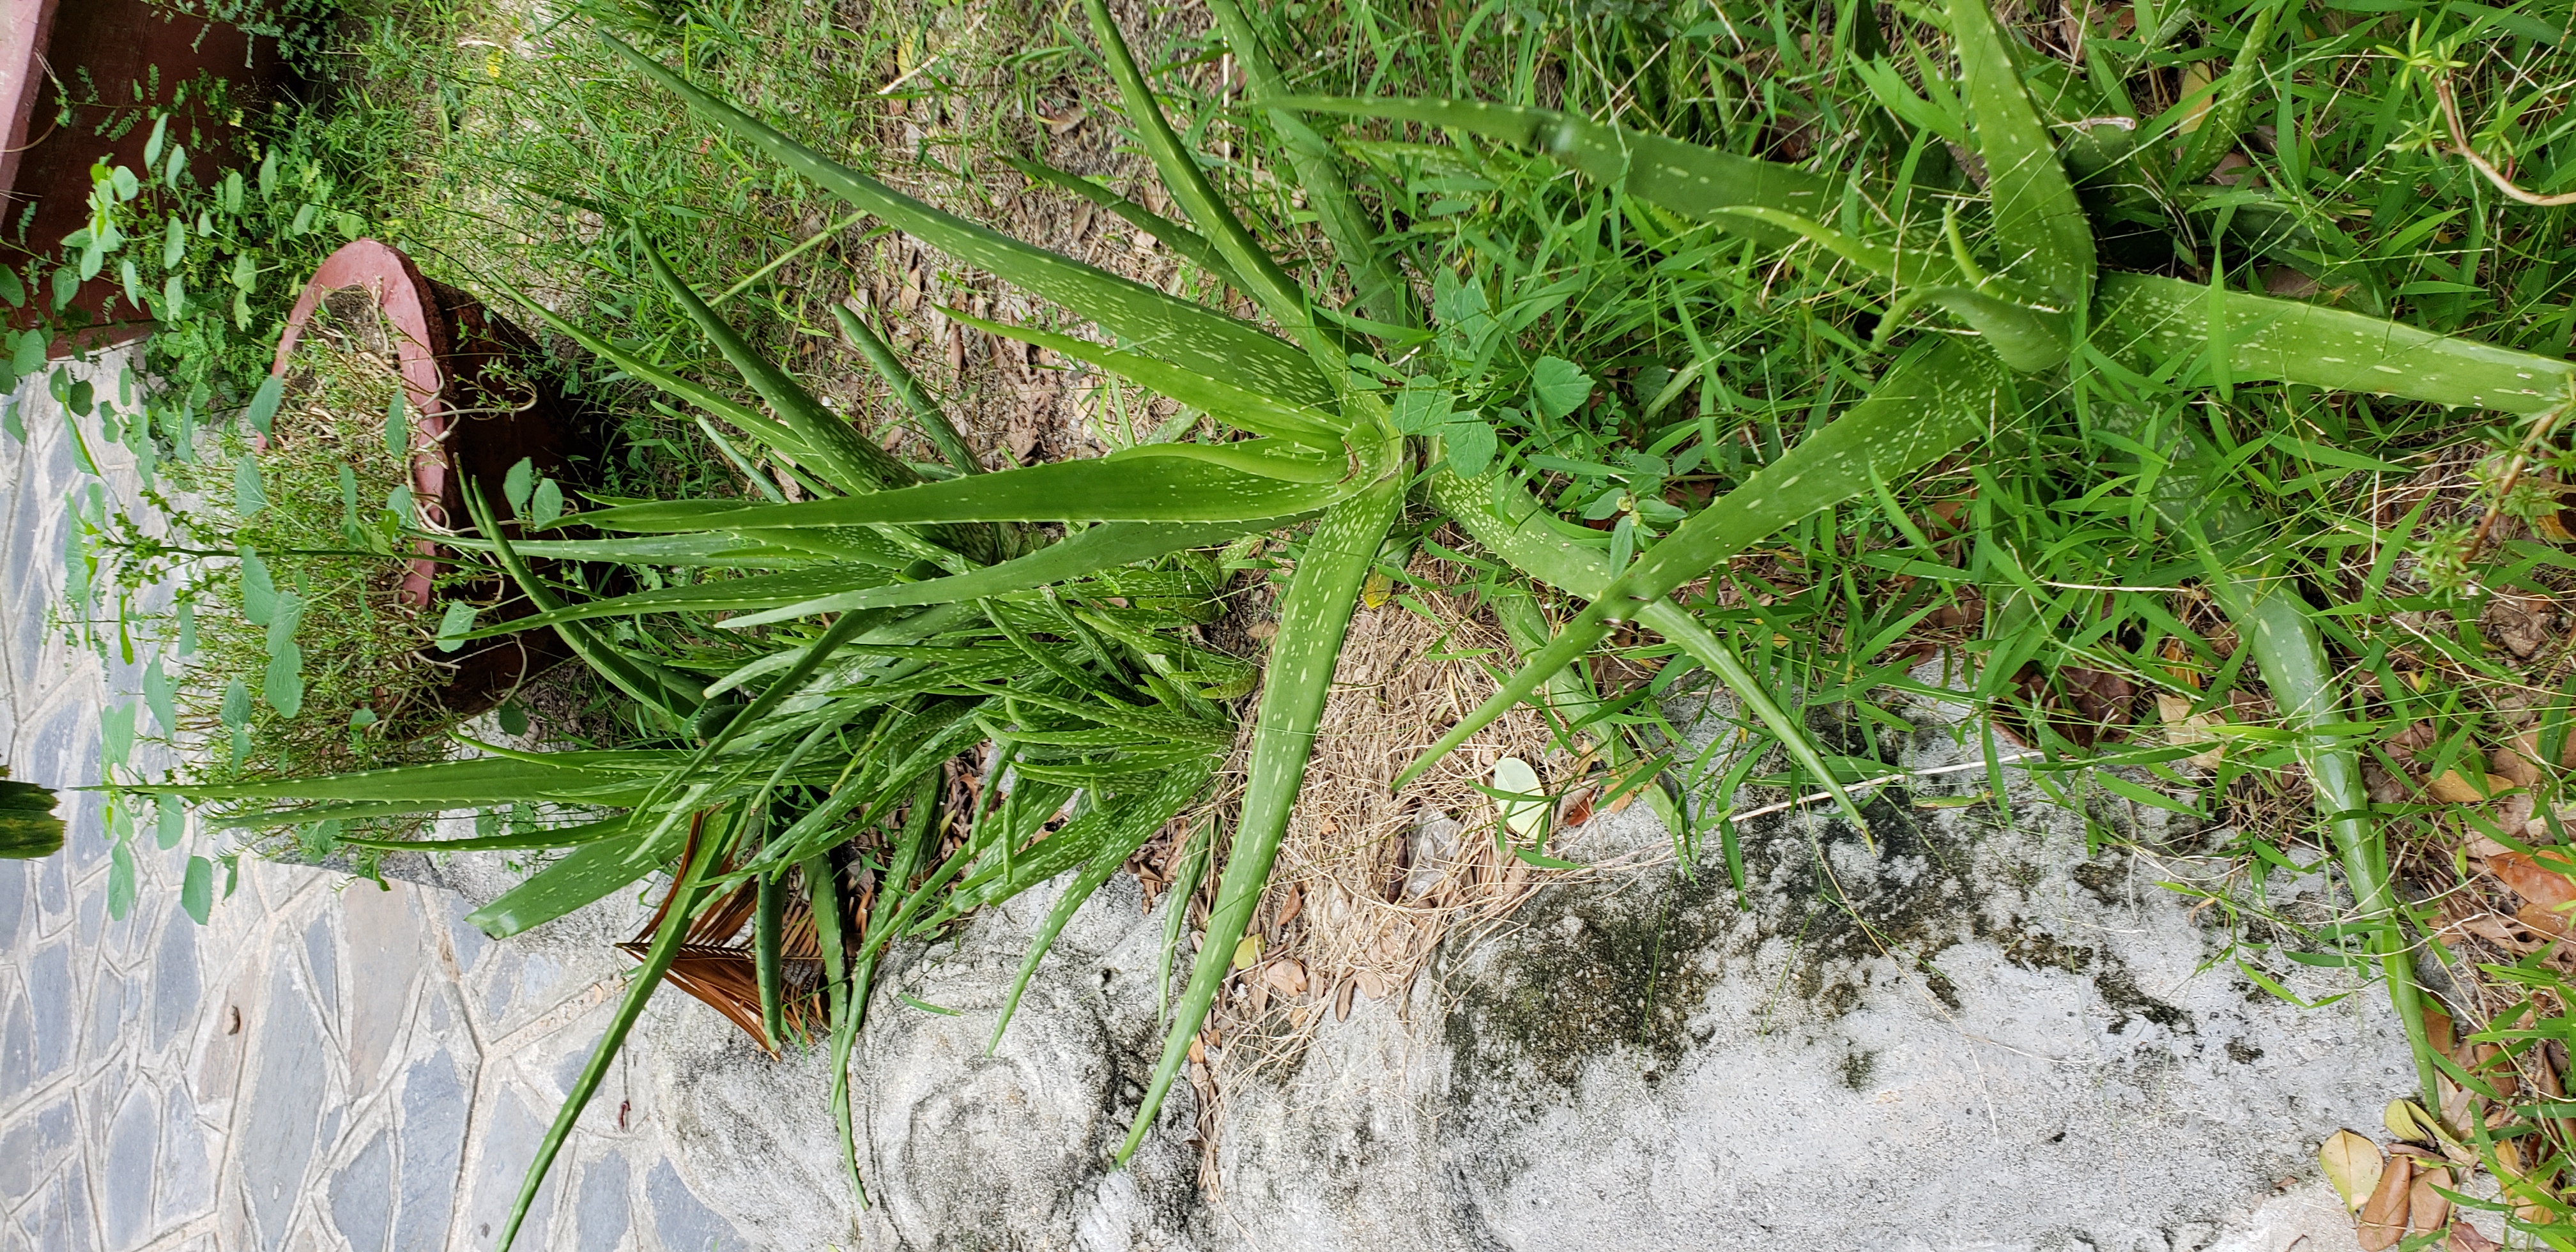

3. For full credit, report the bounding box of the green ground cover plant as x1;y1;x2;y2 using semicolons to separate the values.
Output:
66;0;2576;1244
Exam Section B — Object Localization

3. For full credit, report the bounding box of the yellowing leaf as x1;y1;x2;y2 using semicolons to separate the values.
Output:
2178;63;2215;134
1493;756;1548;842
1361;569;1393;609
1230;934;1262;971
2320;1130;2384;1214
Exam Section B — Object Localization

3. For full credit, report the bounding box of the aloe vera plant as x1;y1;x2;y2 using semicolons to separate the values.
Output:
1285;0;2576;1106
150;0;2559;1233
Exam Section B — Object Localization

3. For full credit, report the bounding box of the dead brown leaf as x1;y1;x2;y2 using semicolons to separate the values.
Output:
2488;851;2576;910
2430;771;2518;804
2482;592;2556;660
2409;1166;2454;1234
1335;978;1355;1022
2517;900;2573;939
1557;786;1598;830
2449;1219;2503;1252
2424;1006;2459;1058
1264;960;1308;998
2358;1151;2412;1250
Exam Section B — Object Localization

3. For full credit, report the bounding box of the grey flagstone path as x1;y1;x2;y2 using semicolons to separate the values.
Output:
0;349;758;1252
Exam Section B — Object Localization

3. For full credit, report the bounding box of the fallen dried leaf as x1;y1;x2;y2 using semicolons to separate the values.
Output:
1557;786;1598;830
2320;1130;2384;1213
1354;967;1388;1001
1230;934;1262;972
2517;900;2573;939
1265;960;1308;997
2409;1166;2453;1234
2449;1219;2502;1252
2424;1008;2458;1058
1335;978;1356;1022
1274;883;1304;933
2488;851;2576;910
2430;771;2518;804
2357;1151;2412;1251
2444;911;2551;953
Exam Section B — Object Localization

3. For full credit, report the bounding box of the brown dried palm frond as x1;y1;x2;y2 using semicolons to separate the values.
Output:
618;838;832;1056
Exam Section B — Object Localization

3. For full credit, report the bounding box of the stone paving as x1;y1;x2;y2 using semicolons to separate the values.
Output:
0;351;760;1252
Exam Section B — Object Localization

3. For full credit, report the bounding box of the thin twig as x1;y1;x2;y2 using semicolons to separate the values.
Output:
2437;75;2576;208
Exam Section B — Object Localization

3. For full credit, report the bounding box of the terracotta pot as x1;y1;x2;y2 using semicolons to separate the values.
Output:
0;0;285;351
268;238;588;717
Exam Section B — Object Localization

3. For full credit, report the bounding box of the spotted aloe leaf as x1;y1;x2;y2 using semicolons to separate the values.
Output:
2097;273;2575;413
578;450;1367;532
1946;0;2094;313
1123;470;1404;1161
602;34;1332;409
1206;0;1420;329
1402;337;2011;784
1276;96;1836;250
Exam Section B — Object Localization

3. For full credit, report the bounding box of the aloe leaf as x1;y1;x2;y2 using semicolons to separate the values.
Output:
639;234;918;495
580;454;1360;531
1122;470;1403;1161
330;813;638;851
1278;97;1835;247
493;275;808;459
1900;286;2070;372
830;303;980;474
1079;0;1319;350
2091;397;2439;1103
459;564;896;637
160;753;670;802
802;850;864;1208
494;817;721;1251
946;307;1346;447
990;761;1216;1048
755;862;787;1050
1402;337;2008;786
1947;0;2094;309
464;485;705;721
436;531;831;567
2097;273;2576;413
723;520;1300;627
2225;572;2437;1103
956;760;1216;910
468;828;678;938
1710;206;1902;279
605;34;1332;409
1112;440;1344;484
998;153;1234;279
